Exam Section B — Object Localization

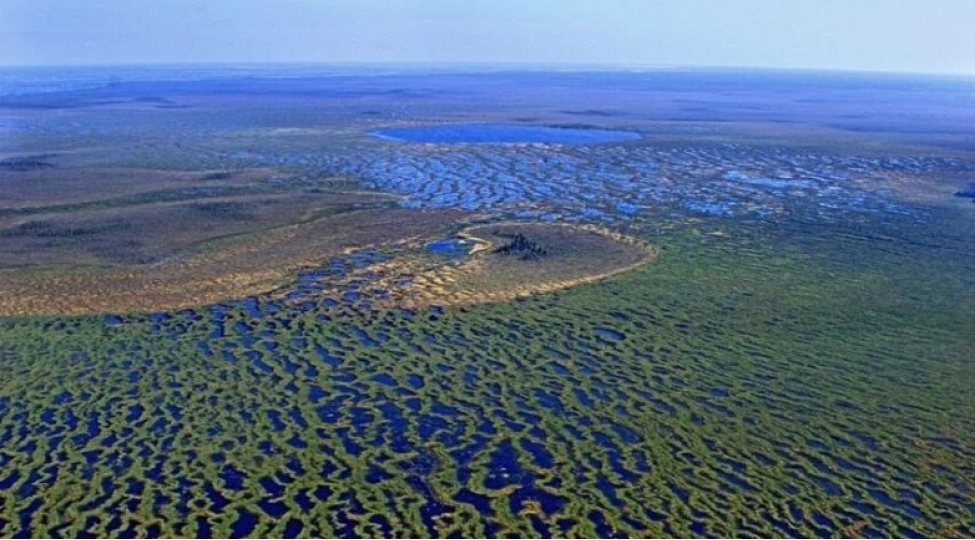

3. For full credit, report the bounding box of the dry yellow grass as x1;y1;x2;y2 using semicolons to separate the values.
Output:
287;222;657;310
0;207;465;316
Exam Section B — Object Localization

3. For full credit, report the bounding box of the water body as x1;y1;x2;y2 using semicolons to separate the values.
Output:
370;124;641;144
426;238;471;258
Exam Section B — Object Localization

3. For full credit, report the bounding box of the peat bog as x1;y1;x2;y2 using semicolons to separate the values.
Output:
0;67;974;537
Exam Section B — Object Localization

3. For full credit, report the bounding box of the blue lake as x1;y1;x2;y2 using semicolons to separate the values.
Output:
371;124;641;144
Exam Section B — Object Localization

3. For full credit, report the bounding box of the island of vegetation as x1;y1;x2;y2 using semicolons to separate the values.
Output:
284;222;658;310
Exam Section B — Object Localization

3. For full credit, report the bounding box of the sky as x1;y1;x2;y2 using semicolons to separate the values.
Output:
1;0;973;75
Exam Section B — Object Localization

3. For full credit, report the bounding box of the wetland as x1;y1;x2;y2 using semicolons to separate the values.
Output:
0;66;974;537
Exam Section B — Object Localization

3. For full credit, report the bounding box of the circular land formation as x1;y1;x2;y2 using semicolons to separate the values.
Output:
329;222;657;308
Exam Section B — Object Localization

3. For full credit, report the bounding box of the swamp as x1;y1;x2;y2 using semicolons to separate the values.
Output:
0;66;973;537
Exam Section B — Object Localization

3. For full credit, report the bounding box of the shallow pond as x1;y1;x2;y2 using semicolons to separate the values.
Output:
426;238;473;258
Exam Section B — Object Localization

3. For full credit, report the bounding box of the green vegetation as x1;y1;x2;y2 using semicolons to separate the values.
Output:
2;68;973;538
0;206;972;537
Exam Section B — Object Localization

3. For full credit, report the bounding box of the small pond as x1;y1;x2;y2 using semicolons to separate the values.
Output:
426;238;473;258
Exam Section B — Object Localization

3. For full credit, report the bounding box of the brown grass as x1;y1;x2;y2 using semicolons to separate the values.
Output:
0;162;652;316
305;222;657;310
0;207;466;316
0;166;277;211
0;191;399;268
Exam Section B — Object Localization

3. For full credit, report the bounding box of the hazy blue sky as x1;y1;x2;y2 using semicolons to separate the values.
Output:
1;0;972;74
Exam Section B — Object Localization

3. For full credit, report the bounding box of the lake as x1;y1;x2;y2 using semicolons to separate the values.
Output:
370;123;641;144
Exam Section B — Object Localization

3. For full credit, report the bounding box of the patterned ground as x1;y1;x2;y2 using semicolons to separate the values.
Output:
2;68;974;538
1;208;973;537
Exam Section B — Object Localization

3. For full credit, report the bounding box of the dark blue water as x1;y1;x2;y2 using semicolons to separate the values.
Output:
426;239;470;257
371;124;641;144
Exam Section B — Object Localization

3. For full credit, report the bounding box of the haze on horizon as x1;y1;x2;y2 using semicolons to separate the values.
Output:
1;0;973;76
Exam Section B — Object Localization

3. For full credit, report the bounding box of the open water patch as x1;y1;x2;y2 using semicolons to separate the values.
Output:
426;238;474;258
371;123;641;144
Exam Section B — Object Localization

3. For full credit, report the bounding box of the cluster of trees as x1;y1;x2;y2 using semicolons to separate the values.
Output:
493;233;549;261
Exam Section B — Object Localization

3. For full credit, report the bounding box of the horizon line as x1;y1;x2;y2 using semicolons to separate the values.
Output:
1;60;973;80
